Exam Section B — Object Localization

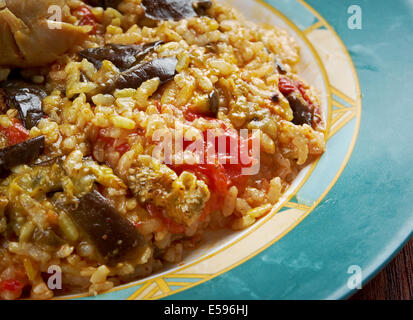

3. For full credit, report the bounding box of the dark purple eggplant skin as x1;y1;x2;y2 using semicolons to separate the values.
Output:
69;190;147;265
84;0;122;9
286;93;314;127
0;136;45;175
103;57;177;93
79;41;164;71
141;0;212;22
2;82;46;129
0;89;7;114
275;59;287;75
208;89;219;116
192;0;213;16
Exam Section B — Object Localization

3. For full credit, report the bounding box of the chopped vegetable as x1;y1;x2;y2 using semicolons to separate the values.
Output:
193;0;213;15
102;57;177;93
141;0;212;23
33;229;65;249
0;119;30;146
278;77;318;127
0;136;45;175
58;211;79;242
0;279;25;300
126;157;210;229
278;77;298;96
72;6;97;34
69;190;148;265
85;0;122;9
285;93;314;126
171;134;251;192
170;115;253;214
208;89;219;116
2;82;46;129
79;41;164;70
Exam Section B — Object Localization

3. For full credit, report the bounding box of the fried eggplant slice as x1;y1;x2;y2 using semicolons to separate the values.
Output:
102;57;177;93
2;82;46;129
278;77;318;128
79;41;164;71
69;190;148;265
141;0;212;23
0;136;45;174
286;93;314;127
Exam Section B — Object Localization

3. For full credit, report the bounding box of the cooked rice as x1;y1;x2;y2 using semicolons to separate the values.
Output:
0;0;325;299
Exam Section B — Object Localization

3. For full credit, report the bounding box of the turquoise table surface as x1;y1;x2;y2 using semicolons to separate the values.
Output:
166;0;413;300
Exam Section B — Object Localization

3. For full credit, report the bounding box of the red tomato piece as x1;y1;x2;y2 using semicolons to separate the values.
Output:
73;6;97;34
154;100;162;113
296;82;314;106
115;143;130;155
169;112;255;218
0;279;24;291
183;108;216;122
279;77;315;107
0;279;25;299
0;119;30;146
278;77;298;96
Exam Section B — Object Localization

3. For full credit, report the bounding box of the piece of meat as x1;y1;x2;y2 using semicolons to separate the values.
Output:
0;0;91;68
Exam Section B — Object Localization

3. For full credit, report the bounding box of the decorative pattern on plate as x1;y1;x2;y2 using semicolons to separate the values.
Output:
66;0;361;300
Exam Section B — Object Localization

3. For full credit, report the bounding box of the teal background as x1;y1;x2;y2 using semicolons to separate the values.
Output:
167;0;413;300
